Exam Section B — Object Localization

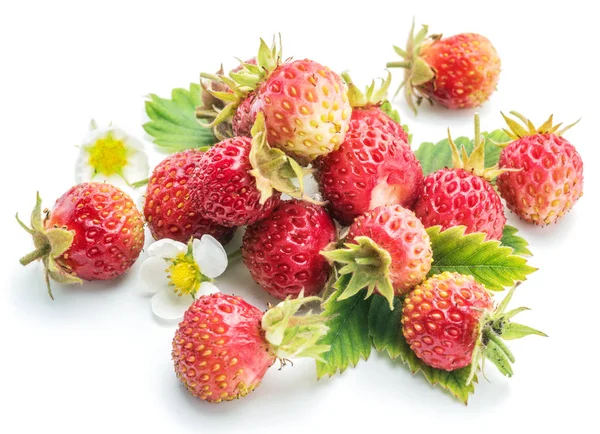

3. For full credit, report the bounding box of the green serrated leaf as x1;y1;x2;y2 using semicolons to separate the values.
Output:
143;83;218;153
415;130;510;176
427;226;537;291
368;294;477;404
316;275;372;378
500;225;532;256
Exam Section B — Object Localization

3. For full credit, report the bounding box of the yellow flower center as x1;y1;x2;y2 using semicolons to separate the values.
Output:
88;133;128;177
168;253;201;296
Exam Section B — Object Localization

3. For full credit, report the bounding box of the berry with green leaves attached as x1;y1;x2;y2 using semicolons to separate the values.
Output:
414;114;509;241
200;37;351;164
17;183;145;298
322;205;432;309
496;112;583;225
172;292;329;403
402;272;546;382
387;21;501;113
315;72;423;225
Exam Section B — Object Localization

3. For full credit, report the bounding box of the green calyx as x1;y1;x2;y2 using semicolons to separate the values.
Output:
386;19;437;114
249;112;314;204
466;282;547;385
262;292;330;361
342;71;392;108
321;236;395;310
499;111;580;145
196;36;283;129
16;193;81;299
449;113;514;180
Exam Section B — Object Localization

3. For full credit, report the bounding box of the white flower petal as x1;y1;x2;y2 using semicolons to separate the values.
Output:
74;150;96;184
193;235;228;278
138;256;170;294
151;288;194;321
198;281;221;297
122;135;146;151
80;127;109;147
148;239;187;258
121;148;149;184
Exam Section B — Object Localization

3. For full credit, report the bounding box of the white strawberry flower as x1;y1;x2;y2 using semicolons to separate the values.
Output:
75;120;149;187
139;235;227;320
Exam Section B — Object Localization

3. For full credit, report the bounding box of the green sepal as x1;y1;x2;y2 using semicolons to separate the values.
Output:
501;111;580;141
315;274;373;378
262;291;330;361
468;283;547;380
321;236;395;309
427;226;537;291
342;70;392;108
248;112;312;204
17;192;82;299
143;83;219;153
386;19;436;114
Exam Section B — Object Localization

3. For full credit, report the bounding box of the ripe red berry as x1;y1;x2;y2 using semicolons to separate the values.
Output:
172;292;329;403
196;136;281;227
315;74;422;226
18;183;145;297
144;150;235;244
242;200;337;299
388;22;500;112
496;113;584;225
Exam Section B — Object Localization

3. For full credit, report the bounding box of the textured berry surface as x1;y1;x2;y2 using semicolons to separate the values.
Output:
232;93;256;137
144;150;234;244
242;200;336;299
46;182;144;281
172;293;275;403
251;59;351;163
348;205;432;293
402;272;493;371
415;168;506;241
315;107;422;225
420;33;500;109
497;134;584;225
196;137;281;227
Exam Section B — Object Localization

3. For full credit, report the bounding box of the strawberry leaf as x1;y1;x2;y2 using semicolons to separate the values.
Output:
427;226;537;291
500;225;532;256
316;274;372;378
143;83;218;153
415;130;510;176
368;294;477;404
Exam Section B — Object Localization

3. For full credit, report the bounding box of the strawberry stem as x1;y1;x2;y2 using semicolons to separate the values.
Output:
19;245;50;266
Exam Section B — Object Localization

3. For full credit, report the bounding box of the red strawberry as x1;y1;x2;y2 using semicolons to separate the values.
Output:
202;39;351;164
414;114;506;241
196;136;281;227
323;204;432;308
242;200;337;299
315;73;423;225
388;22;500;112
496;113;583;225
144;150;234;244
172;292;329;403
17;183;145;298
402;272;545;379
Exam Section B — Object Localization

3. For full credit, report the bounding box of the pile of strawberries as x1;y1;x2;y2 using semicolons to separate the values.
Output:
18;24;584;405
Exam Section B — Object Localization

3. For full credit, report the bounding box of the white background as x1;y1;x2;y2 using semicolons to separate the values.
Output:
1;1;599;433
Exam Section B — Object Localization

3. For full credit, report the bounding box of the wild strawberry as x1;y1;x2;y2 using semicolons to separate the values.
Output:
496;113;583;225
322;205;432;308
196;114;312;227
414;114;507;241
232;92;256;137
172;292;329;403
242;200;337;300
144;150;235;244
388;21;501;113
402;272;545;380
201;39;351;164
17;183;145;298
315;72;423;225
